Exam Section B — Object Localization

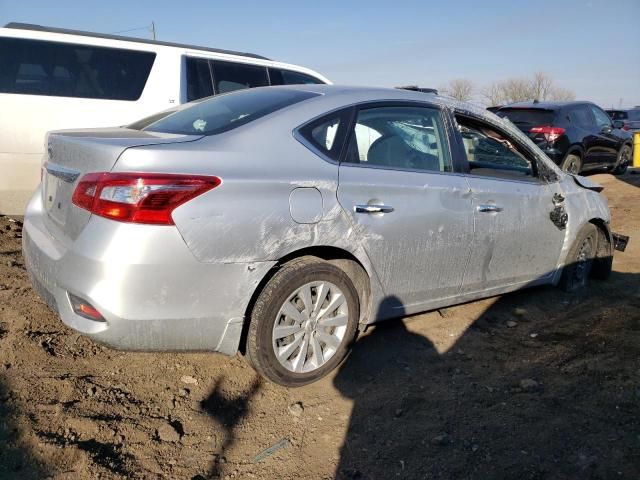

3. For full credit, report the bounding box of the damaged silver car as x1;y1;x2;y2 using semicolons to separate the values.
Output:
23;86;618;386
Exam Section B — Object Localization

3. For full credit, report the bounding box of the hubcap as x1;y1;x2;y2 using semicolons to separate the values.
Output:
272;281;349;373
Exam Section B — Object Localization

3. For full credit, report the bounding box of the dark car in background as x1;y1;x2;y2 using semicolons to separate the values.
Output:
497;101;633;175
606;108;640;133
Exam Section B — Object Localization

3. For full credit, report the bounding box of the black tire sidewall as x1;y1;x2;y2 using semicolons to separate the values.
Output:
247;259;360;387
559;224;598;292
613;145;631;175
561;153;582;174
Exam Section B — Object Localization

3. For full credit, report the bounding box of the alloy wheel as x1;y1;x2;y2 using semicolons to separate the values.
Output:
272;281;349;373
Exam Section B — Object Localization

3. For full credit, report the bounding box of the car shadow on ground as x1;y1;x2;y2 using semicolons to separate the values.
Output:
0;374;48;478
332;270;640;479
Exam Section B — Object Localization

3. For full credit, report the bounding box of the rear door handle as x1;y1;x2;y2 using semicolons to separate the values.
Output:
477;204;503;213
354;204;394;214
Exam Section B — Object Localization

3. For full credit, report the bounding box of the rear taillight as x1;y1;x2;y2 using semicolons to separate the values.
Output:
72;173;220;225
529;126;566;143
622;125;630;131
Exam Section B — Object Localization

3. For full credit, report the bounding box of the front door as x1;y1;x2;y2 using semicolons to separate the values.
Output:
454;115;566;293
336;104;474;314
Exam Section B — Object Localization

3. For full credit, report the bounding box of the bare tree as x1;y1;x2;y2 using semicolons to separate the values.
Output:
529;71;554;101
548;87;576;101
500;78;533;103
481;82;506;107
441;79;474;101
481;73;576;106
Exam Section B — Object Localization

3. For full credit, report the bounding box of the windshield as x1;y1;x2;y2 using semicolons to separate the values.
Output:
143;88;318;135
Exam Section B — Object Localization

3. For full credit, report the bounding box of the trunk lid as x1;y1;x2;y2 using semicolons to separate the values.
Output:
42;128;202;242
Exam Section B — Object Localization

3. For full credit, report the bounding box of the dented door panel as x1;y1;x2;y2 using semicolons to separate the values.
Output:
461;177;566;292
337;166;474;311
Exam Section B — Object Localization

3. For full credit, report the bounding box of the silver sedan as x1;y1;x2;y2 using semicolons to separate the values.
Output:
23;86;614;386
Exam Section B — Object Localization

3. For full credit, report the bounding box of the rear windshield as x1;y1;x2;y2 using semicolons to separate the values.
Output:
143;88;318;135
607;110;628;120
497;108;555;127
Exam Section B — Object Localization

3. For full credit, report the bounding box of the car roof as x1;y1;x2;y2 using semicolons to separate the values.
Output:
500;100;591;110
3;22;269;60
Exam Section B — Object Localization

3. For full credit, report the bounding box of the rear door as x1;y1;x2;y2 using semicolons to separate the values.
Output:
336;103;474;312
453;114;565;292
588;104;620;165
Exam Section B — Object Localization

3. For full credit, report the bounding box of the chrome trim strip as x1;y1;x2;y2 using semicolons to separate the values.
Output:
44;162;81;183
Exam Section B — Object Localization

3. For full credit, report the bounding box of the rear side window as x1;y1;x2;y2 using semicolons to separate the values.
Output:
497;108;555;128
344;106;451;173
211;60;269;94
629;110;640;121
0;37;155;100
145;88;318;135
297;110;351;161
186;57;213;102
269;68;324;85
569;105;594;129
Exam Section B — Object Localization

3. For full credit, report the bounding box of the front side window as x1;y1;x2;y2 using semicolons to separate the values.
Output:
268;68;324;85
0;37;155;100
590;105;612;129
144;88;318;136
343;106;451;173
211;60;269;94
457;117;534;180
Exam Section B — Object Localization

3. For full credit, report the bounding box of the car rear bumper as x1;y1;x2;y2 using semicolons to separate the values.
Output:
22;191;275;354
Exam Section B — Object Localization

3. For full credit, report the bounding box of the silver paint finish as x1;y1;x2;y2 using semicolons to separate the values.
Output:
23;86;611;355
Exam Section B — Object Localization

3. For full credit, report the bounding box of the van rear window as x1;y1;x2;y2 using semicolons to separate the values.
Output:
143;88;318;136
0;37;155;101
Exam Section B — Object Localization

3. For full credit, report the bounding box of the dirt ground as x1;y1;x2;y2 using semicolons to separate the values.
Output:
1;173;639;480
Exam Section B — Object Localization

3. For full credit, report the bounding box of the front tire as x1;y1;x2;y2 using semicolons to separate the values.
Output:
559;224;598;292
560;153;582;174
245;256;359;387
612;144;632;175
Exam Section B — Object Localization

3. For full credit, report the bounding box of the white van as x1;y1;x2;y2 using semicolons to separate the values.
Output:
0;23;331;214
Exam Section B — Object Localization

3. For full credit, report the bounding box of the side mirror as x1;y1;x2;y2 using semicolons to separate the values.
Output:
601;125;613;134
613;120;624;129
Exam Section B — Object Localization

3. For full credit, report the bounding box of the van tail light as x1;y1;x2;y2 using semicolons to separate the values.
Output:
529;126;565;143
72;173;221;225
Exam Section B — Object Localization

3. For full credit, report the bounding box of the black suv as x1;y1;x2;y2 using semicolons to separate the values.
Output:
496;101;633;175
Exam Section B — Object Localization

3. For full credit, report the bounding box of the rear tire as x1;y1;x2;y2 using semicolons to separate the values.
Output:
245;256;359;387
560;153;582;174
559;224;598;292
612;144;632;175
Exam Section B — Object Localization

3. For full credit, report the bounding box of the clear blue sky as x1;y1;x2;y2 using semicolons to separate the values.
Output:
2;0;638;107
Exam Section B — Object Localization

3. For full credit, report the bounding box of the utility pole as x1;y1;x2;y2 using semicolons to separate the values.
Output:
151;21;156;40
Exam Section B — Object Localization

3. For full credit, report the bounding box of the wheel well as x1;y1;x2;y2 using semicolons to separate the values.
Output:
237;246;372;355
566;146;583;158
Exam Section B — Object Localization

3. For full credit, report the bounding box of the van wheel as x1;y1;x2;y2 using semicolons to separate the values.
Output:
561;153;582;174
559;224;598;292
245;256;359;387
612;144;631;175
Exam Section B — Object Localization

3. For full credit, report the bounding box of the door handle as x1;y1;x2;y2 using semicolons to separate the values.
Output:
354;204;394;214
477;204;503;213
